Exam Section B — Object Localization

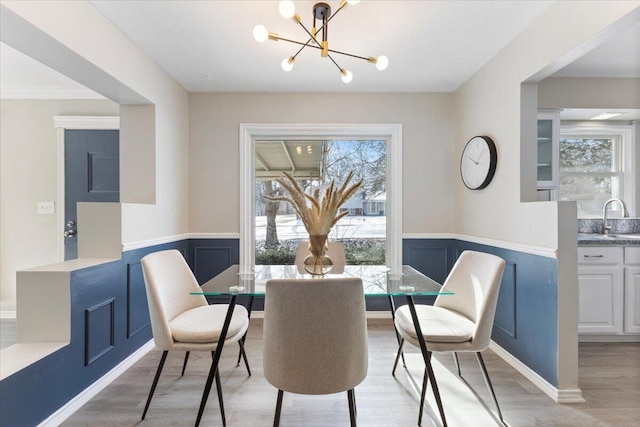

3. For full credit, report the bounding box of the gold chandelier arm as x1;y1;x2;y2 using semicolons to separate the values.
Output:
326;53;345;73
295;20;322;49
276;36;369;61
326;48;370;62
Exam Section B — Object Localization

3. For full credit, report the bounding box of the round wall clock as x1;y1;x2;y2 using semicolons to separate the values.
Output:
460;135;497;190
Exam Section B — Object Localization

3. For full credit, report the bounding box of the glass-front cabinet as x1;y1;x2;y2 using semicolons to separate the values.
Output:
537;110;560;189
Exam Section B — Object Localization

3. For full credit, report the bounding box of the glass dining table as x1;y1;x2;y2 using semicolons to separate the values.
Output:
190;265;454;427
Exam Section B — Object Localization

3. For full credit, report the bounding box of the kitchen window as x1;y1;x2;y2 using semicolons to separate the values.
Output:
559;125;635;217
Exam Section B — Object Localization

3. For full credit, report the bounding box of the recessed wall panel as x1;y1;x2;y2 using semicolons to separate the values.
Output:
85;298;115;365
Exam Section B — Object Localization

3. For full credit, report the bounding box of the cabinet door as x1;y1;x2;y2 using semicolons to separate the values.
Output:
578;266;623;334
624;267;640;334
537;111;560;189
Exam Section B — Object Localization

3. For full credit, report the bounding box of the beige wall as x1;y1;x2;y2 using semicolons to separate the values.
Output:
452;1;639;392
539;77;640;110
1;1;190;312
2;0;191;247
189;93;454;235
0;99;119;313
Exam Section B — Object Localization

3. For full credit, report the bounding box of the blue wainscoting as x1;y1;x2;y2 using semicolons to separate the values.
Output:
0;240;189;427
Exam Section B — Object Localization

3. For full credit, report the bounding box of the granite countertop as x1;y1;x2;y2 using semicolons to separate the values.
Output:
578;233;640;245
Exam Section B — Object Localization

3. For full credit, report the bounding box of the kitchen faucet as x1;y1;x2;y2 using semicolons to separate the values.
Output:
602;198;629;234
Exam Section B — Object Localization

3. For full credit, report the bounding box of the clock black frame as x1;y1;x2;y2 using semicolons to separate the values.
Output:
460;135;497;190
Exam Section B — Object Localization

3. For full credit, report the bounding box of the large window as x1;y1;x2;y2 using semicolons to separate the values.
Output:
240;123;403;267
559;126;635;217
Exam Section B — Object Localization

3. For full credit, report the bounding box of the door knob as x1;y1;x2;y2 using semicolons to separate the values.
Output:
64;230;76;238
66;220;76;228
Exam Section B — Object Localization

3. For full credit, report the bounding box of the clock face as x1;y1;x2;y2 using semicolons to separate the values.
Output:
460;136;497;190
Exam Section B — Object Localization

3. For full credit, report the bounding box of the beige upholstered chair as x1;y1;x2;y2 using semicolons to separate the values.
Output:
393;250;506;425
140;249;250;426
263;277;368;426
294;240;347;273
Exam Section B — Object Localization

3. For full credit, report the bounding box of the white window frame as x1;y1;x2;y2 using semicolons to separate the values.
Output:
240;123;402;267
559;124;635;217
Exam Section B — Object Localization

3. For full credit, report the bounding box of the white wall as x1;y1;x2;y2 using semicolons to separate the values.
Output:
189;93;454;236
0;99;119;313
452;1;639;393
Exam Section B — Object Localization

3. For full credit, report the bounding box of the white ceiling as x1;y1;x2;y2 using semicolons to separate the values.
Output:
88;0;555;92
1;1;638;97
552;21;640;78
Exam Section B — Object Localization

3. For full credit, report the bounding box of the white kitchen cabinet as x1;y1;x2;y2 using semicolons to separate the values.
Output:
578;246;640;340
624;247;640;334
578;267;624;334
578;247;624;336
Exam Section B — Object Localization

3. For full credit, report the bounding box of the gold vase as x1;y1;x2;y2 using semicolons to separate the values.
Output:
303;234;333;276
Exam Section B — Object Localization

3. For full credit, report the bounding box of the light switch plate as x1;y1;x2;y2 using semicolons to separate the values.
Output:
37;201;55;214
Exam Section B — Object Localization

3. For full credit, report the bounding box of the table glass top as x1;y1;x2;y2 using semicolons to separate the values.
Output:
192;265;452;297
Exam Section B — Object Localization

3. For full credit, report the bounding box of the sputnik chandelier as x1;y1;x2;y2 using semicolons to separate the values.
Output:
253;0;388;83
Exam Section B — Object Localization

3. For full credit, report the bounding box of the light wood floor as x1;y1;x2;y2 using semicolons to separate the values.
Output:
4;319;639;426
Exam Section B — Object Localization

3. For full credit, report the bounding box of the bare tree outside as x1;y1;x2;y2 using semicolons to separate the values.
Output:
559;137;619;216
325;140;386;198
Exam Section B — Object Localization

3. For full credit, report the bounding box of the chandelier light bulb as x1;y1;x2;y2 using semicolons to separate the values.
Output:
341;69;353;83
281;57;295;72
376;55;389;70
279;0;296;19
347;0;360;5
253;25;269;43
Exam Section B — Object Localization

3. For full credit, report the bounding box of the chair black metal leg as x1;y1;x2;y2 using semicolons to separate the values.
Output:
392;338;405;377
406;295;447;427
453;352;461;376
388;295;407;369
195;294;238;427
418;367;429;426
273;389;284;427
348;389;357;427
142;350;168;420
239;339;251;376
214;365;226;427
181;351;190;377
476;352;505;424
237;295;254;366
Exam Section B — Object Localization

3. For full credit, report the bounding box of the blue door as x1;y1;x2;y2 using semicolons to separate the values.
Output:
64;129;119;260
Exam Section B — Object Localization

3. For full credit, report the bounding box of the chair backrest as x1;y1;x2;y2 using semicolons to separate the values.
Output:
435;250;506;350
294;241;346;274
263;277;368;395
141;249;207;350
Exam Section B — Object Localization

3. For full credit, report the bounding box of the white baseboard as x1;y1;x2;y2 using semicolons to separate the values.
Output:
489;341;584;404
0;311;17;319
38;340;155;426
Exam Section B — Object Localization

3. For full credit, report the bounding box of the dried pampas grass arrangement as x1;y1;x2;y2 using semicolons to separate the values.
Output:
264;171;362;236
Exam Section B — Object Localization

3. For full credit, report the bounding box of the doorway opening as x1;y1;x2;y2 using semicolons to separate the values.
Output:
53;116;120;261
